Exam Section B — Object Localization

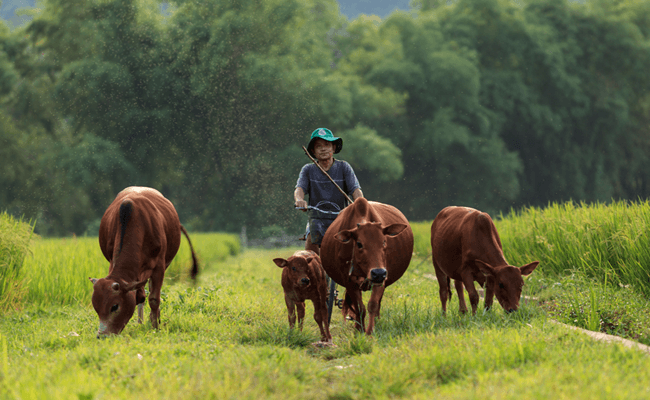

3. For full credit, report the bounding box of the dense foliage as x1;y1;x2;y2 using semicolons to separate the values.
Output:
1;0;649;236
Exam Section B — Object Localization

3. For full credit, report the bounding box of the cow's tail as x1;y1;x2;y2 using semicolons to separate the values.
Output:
447;276;453;301
118;200;133;255
180;224;199;279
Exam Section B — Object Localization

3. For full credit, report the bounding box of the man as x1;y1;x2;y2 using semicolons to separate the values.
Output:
295;128;363;255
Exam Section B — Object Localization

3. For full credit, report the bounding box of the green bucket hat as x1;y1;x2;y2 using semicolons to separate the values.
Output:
307;128;343;157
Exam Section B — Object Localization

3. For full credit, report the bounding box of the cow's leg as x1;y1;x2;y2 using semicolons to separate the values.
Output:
454;279;468;314
433;263;450;314
460;270;480;315
296;302;306;331
344;289;366;332
313;300;331;342
136;286;146;324
484;276;495;310
284;294;297;329
147;263;165;329
366;284;385;335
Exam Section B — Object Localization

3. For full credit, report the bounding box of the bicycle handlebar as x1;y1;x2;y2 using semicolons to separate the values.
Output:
294;205;340;215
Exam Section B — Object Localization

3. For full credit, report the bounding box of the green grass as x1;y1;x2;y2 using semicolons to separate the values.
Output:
1;246;650;399
410;220;432;260
532;274;650;345
165;232;241;281
19;232;240;307
0;212;34;312
497;200;650;297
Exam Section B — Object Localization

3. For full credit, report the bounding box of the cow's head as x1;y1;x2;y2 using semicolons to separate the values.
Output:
475;260;539;313
335;221;408;287
89;277;147;338
273;256;316;288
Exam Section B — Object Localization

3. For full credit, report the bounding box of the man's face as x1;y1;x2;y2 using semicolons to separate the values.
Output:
313;139;335;160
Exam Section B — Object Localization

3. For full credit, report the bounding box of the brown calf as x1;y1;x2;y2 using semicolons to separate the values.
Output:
273;250;332;343
90;187;198;337
320;197;413;335
430;206;539;314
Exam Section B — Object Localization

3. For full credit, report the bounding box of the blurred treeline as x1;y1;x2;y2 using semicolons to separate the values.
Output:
1;0;649;237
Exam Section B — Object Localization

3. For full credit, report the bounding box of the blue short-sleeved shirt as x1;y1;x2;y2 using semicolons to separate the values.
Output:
296;160;361;245
296;160;361;211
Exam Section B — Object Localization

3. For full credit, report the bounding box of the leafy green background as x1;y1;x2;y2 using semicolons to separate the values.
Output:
1;0;649;238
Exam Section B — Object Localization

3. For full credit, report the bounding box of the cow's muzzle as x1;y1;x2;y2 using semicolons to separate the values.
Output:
300;277;310;286
96;330;113;339
96;321;118;339
370;268;387;284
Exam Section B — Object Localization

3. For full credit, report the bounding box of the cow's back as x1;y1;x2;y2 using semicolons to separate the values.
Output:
430;206;505;280
99;187;181;267
321;200;414;287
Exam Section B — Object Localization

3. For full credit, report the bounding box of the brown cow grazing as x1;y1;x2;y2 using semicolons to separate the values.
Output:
320;197;413;335
273;250;332;344
430;206;539;315
89;187;198;338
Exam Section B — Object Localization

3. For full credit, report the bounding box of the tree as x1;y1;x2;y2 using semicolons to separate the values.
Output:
334;9;522;219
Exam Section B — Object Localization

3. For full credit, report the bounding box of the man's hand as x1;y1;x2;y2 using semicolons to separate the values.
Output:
294;188;307;211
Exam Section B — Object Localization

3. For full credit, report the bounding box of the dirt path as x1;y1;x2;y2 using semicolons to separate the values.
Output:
549;320;650;355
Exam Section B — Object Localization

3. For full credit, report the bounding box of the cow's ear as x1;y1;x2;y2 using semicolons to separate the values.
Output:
520;261;539;276
124;280;147;292
383;223;408;237
89;278;99;285
475;260;495;277
335;229;355;243
273;258;288;268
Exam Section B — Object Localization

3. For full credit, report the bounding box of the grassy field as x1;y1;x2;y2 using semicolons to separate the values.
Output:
17;232;240;308
2;201;650;398
2;245;650;399
0;213;34;313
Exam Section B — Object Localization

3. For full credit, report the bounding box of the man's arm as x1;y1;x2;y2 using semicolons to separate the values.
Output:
342;161;362;202
294;187;308;211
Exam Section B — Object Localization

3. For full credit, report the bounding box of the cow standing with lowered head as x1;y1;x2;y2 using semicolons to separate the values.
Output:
430;206;539;315
273;250;332;344
90;187;199;338
320;197;413;335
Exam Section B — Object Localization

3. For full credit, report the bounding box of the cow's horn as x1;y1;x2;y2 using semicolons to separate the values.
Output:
112;282;120;291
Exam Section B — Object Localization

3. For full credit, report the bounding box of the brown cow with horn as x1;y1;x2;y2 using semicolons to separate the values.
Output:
320;197;413;335
430;206;539;315
89;187;198;338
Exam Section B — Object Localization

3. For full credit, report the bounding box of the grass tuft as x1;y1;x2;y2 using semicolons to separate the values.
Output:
0;212;34;312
